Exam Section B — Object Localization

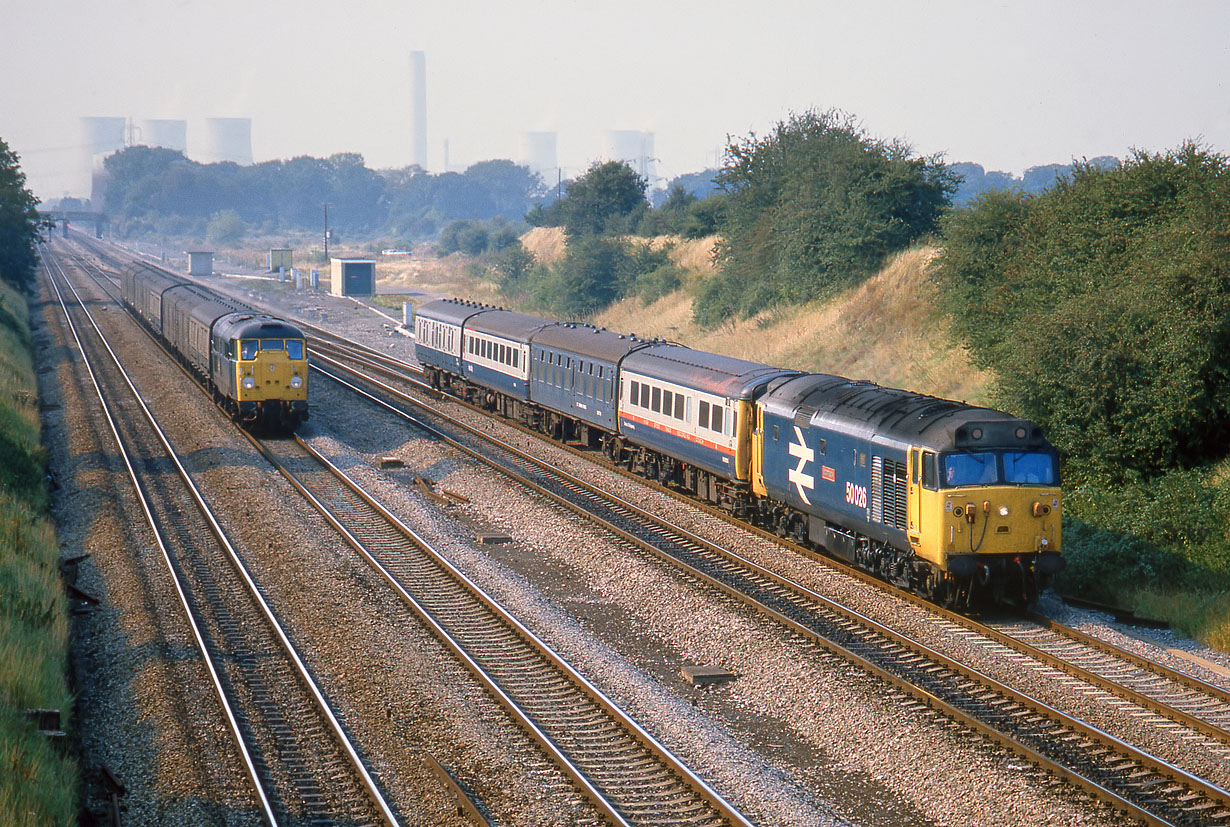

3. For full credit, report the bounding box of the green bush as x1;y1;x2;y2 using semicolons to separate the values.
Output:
934;143;1230;479
205;209;244;245
694;109;956;326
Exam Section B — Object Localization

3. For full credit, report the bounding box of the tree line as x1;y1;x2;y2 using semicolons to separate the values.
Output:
99;147;547;241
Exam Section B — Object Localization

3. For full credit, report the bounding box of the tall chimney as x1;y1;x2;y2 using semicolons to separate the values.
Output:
409;50;427;170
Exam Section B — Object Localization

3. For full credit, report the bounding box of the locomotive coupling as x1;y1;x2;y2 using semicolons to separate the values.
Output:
1032;501;1051;517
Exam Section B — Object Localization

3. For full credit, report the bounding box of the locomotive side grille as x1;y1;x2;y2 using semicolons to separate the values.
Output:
872;458;908;530
870;456;884;523
889;460;908;530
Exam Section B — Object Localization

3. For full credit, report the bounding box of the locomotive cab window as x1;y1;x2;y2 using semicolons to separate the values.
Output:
240;340;258;359
772;424;779;441
944;452;997;486
921;451;939;490
1003;451;1057;484
260;339;284;351
286;340;304;359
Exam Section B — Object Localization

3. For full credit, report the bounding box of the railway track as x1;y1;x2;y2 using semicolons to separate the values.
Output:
310;337;1230;826
247;430;753;827
43;245;399;826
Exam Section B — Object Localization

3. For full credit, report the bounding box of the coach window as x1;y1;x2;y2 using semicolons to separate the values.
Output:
773;424;780;441
662;389;672;415
639;383;649;408
651;386;661;413
711;405;724;434
674;393;685;420
699;400;710;428
818;438;826;456
630;380;640;406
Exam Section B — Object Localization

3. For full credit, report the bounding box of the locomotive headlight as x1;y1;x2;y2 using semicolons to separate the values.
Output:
242;376;255;390
998;505;1010;517
290;375;303;388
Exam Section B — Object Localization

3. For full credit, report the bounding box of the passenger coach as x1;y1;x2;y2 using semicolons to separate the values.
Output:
616;344;798;507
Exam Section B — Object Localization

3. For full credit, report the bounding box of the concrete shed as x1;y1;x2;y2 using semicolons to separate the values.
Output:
268;248;293;271
186;251;214;276
330;258;375;297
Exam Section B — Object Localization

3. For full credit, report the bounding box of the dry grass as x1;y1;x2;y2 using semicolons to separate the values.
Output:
377;252;503;305
521;227;567;267
594;246;992;403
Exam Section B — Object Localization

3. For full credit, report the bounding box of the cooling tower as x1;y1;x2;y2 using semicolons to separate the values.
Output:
198;118;253;165
519;131;558;181
135;119;187;152
409;51;428;169
601;130;655;183
79;116;126;197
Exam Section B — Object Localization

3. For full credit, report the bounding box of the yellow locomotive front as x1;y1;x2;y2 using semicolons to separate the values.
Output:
909;424;1063;607
236;335;308;406
214;313;309;431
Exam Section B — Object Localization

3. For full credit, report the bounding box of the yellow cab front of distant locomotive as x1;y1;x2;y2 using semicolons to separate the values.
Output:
236;336;308;403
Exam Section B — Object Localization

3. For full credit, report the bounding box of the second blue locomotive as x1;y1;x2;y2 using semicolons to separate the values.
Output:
415;298;1062;608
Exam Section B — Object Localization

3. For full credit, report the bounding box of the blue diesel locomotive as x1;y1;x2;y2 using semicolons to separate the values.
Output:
414;298;1062;607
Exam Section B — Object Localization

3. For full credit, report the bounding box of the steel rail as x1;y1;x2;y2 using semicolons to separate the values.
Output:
41;250;279;826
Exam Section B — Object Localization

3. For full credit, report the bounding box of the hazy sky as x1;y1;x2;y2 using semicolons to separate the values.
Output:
5;0;1229;200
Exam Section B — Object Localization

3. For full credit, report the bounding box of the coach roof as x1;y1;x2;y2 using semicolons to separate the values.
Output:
531;323;655;364
415;297;495;328
466;308;556;341
623;343;799;399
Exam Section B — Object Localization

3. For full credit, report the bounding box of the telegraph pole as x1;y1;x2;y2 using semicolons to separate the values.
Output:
323;202;331;261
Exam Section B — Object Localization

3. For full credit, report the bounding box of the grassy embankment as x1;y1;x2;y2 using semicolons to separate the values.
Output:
0;277;75;824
